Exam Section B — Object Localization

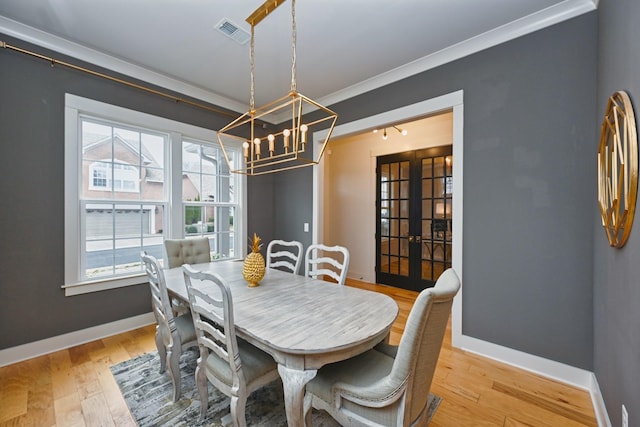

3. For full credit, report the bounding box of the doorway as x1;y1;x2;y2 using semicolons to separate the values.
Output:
311;91;464;344
376;146;452;291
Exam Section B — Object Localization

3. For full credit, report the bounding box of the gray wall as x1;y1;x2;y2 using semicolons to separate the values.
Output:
595;0;640;423
1;8;615;414
277;12;598;369
0;34;238;348
246;168;313;253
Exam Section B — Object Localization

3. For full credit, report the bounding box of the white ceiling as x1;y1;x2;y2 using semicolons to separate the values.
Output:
0;0;595;118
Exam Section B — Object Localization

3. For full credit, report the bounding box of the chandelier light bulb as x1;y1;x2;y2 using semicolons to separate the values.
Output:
242;141;250;159
267;134;275;154
300;124;308;143
283;128;290;151
254;137;261;157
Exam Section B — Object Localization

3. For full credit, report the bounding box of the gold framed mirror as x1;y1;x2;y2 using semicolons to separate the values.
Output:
598;90;638;248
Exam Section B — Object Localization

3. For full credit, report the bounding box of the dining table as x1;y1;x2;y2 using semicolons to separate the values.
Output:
163;259;399;427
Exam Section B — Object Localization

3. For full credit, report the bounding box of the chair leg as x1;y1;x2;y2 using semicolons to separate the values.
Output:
230;394;248;427
167;344;181;402
155;327;166;374
195;362;209;419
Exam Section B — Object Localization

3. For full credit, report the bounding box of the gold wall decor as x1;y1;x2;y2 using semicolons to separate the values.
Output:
598;90;639;247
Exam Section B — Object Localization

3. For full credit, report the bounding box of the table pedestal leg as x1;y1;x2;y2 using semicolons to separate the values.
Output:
278;364;317;427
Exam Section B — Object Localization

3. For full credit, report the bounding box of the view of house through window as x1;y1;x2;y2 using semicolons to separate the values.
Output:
81;119;167;279
181;140;235;259
65;94;243;294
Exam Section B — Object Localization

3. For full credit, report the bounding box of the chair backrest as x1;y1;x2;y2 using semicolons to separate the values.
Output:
182;264;247;393
266;239;303;274
391;268;460;423
165;237;211;268
304;243;350;286
141;251;176;342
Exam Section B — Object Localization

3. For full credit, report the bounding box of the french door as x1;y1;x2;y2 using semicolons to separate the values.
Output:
376;146;452;291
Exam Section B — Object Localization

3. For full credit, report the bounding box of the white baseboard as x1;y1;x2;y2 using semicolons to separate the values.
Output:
455;334;611;427
590;374;612;427
0;312;155;367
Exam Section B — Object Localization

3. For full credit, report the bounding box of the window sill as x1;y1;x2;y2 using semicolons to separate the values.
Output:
63;274;147;296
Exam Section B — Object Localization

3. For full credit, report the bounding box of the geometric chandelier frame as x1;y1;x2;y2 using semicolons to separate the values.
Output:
217;0;338;176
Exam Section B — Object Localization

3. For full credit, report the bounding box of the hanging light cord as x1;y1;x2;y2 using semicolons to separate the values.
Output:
249;25;256;112
290;0;297;92
249;0;296;108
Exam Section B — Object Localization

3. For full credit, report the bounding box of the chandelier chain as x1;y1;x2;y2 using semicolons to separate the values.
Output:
250;25;255;111
291;0;297;92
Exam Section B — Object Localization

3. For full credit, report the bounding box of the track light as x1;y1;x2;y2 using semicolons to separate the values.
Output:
393;126;408;136
373;125;407;140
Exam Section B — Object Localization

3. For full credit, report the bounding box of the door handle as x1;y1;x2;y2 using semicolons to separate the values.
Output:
414;235;421;243
408;236;414;243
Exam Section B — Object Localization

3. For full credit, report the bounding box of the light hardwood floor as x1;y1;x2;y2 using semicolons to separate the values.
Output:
0;279;597;427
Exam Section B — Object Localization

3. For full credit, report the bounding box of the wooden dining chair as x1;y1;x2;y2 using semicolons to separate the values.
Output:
266;239;304;274
164;237;211;268
140;252;198;402
182;265;281;426
303;268;461;427
304;243;350;286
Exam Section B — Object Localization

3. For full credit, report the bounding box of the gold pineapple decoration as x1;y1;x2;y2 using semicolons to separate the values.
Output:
242;233;265;287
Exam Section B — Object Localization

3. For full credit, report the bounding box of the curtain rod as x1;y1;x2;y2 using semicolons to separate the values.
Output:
0;39;238;119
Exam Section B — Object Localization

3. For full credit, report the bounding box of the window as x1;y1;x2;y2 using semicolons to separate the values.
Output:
182;140;236;259
65;94;245;296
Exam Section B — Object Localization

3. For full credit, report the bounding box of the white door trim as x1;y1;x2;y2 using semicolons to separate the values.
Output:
312;90;464;345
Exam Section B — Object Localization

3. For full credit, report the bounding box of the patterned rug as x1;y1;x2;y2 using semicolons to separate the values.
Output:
111;349;441;426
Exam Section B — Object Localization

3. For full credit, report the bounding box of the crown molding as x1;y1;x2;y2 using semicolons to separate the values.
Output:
268;0;596;123
314;0;596;110
1;0;596;125
0;15;248;116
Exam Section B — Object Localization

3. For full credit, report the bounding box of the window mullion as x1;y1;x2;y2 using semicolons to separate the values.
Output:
169;131;183;239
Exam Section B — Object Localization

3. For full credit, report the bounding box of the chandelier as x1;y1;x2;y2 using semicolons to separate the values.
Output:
217;0;338;176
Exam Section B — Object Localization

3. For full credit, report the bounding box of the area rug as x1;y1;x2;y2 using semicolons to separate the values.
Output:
111;349;441;426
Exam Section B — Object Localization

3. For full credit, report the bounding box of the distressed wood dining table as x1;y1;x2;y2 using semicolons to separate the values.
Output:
163;260;398;427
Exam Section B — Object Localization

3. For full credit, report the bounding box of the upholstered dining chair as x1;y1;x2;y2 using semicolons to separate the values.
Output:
182;265;281;426
164;237;211;268
266;239;304;274
141;251;198;402
164;237;212;316
303;268;461;427
304;243;350;286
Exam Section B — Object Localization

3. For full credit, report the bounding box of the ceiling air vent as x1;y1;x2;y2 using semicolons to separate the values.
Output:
215;18;251;45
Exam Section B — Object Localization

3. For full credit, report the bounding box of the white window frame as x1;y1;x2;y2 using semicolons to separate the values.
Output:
64;94;247;296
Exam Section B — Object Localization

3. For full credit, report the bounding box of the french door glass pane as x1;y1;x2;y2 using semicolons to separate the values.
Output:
400;161;410;179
